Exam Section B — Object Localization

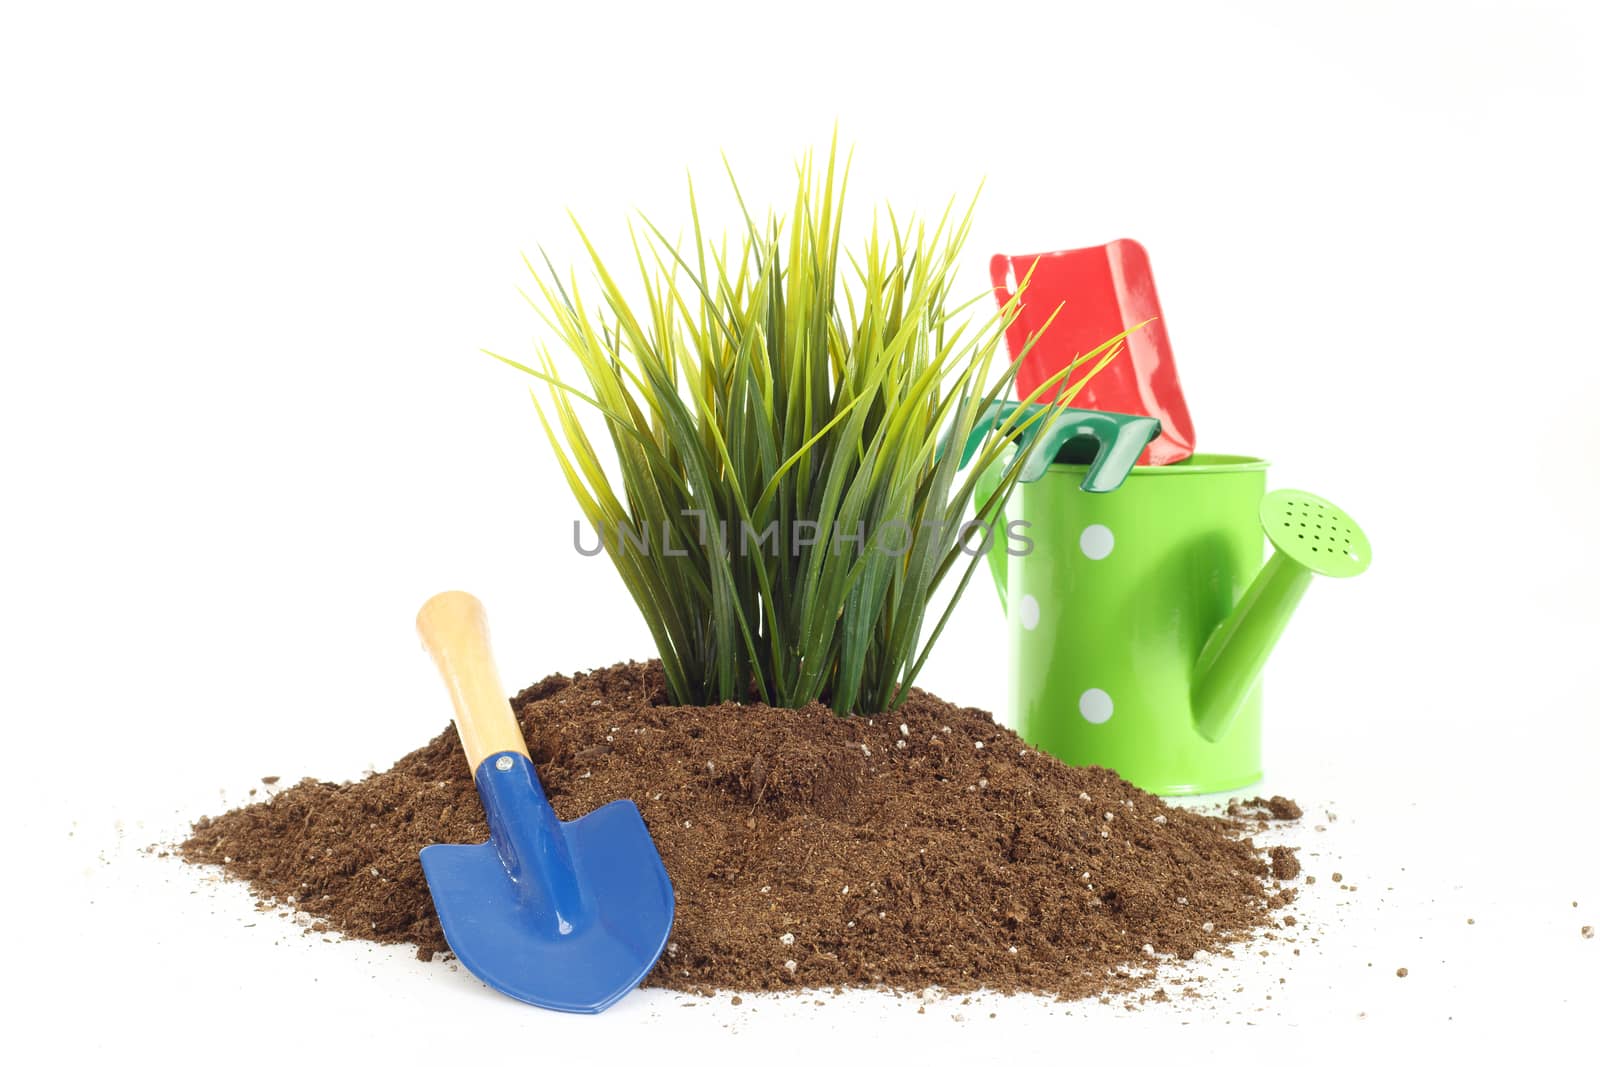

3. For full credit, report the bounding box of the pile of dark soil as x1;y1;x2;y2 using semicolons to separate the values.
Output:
183;661;1298;999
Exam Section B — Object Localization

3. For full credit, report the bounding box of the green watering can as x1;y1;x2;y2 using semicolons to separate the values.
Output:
962;402;1372;795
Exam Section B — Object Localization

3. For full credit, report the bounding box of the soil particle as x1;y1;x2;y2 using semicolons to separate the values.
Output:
1268;846;1301;880
184;660;1293;999
1227;796;1303;821
1583;926;1594;940
1396;967;1408;978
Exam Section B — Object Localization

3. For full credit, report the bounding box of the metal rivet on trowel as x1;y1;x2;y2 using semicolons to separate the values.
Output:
495;755;514;772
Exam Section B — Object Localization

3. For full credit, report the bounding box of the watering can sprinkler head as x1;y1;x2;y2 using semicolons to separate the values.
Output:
1260;490;1372;580
1191;489;1371;743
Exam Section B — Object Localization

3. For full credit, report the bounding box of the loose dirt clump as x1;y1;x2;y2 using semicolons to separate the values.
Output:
1269;846;1302;880
1228;795;1303;821
183;661;1298;999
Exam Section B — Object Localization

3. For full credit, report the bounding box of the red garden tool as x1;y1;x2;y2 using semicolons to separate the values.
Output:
990;239;1196;465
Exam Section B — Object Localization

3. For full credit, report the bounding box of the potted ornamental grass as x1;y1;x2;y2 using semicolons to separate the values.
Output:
492;141;1127;716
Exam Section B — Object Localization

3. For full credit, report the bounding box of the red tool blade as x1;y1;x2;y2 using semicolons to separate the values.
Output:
991;239;1195;465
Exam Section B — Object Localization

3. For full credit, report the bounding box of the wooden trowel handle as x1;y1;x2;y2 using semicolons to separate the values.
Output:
416;591;530;772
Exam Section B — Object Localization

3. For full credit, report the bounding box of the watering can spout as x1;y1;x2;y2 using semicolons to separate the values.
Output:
1191;490;1371;742
1190;553;1313;742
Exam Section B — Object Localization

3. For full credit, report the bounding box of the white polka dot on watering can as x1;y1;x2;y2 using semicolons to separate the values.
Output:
1079;524;1115;560
1079;688;1113;724
1018;594;1040;630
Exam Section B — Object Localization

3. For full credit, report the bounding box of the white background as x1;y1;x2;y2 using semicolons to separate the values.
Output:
4;0;1597;1060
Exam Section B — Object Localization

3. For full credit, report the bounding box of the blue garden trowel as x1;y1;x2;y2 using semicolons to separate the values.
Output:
415;591;674;1013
